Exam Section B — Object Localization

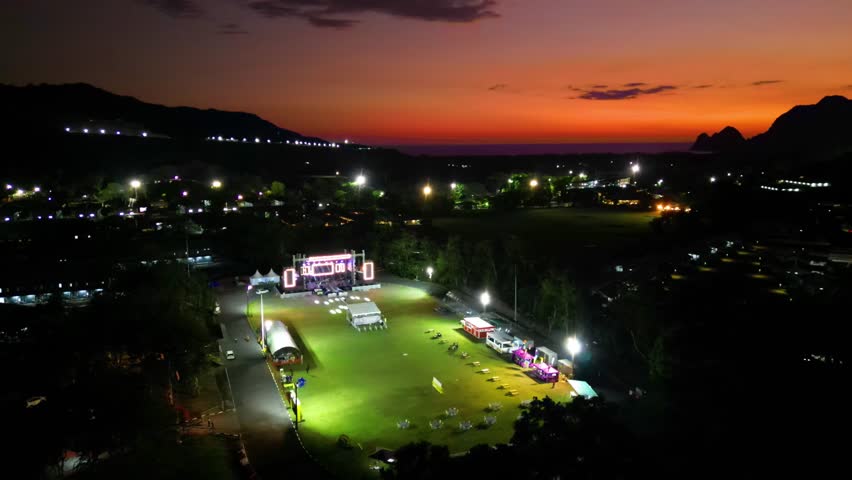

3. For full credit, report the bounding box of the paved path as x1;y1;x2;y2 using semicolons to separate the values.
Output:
217;285;332;479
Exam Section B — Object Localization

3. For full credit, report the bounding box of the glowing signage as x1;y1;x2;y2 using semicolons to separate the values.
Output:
283;268;297;288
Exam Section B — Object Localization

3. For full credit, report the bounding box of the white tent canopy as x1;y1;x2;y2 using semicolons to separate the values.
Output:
567;380;598;399
347;301;384;326
264;269;279;281
265;321;302;362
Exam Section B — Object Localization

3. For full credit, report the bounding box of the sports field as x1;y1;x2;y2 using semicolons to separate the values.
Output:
249;284;573;477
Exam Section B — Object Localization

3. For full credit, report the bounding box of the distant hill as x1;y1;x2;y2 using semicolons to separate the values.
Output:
691;126;745;152
691;96;852;158
750;95;852;155
0;83;324;143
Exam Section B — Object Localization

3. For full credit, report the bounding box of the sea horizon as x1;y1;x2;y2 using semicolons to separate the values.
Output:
392;142;692;156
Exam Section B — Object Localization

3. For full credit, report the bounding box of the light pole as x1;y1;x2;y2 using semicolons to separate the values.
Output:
354;173;366;205
246;285;253;317
130;179;141;206
426;266;434;280
257;288;269;351
566;335;581;376
480;291;490;314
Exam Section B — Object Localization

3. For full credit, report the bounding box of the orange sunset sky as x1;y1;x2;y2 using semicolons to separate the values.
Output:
2;0;851;145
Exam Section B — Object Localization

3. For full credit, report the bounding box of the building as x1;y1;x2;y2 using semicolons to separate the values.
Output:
462;316;495;339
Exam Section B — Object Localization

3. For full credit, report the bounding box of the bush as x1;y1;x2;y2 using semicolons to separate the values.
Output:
458;420;473;432
429;419;443;430
397;419;411;430
445;407;459;417
483;416;497;427
488;402;503;412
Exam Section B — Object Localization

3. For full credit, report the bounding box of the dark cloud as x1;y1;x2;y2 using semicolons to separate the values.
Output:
751;80;783;86
308;16;359;28
247;0;499;28
488;84;508;91
623;82;646;87
693;84;713;89
579;85;676;100
217;23;249;34
138;0;203;18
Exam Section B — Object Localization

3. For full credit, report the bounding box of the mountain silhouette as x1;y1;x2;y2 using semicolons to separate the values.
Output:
691;126;745;152
750;95;852;155
691;95;852;157
0;83;324;143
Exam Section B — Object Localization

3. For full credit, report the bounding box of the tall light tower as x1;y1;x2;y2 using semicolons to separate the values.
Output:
566;335;582;376
129;179;141;206
480;291;490;314
257;288;269;352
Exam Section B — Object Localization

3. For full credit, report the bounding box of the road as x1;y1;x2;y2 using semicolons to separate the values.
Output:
217;285;332;479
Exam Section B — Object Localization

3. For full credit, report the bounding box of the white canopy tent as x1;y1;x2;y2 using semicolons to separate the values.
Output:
346;301;384;327
249;270;264;285
264;269;280;283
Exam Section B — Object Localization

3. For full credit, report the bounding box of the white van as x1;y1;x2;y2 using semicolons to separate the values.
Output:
486;331;515;354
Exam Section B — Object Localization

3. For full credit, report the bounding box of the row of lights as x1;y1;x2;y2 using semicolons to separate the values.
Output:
760;185;801;192
779;180;830;188
210;136;347;148
65;127;147;137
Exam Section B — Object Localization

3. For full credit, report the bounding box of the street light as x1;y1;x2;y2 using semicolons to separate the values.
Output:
423;185;432;197
529;179;539;188
480;291;490;313
256;288;269;352
130;179;141;205
211;180;222;189
450;182;457;190
426;266;434;280
566;335;582;367
354;174;366;186
631;164;640;174
246;285;253;317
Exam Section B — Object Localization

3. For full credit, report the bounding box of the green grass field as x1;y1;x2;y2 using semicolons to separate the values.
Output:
249;284;573;477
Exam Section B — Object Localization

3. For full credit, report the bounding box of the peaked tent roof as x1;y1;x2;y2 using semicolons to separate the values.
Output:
250;270;263;280
264;269;279;279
